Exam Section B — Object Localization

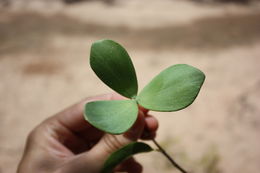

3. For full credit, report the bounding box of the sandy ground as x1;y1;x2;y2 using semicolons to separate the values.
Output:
0;0;260;173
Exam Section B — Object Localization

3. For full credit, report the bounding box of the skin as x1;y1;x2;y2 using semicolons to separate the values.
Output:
17;93;158;173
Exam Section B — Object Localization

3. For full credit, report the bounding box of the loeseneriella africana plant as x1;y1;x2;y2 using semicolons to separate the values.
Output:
84;39;205;173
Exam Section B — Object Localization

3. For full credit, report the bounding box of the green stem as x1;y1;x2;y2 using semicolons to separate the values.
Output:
152;139;188;173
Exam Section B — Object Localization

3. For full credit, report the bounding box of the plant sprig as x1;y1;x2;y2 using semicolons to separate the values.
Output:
84;39;205;173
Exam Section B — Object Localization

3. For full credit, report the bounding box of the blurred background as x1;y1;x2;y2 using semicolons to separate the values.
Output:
1;0;260;173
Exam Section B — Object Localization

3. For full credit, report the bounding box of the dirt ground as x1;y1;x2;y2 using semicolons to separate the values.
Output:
0;0;260;173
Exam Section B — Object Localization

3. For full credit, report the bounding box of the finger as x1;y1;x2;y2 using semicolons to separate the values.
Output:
93;110;145;157
144;114;159;132
47;93;124;133
60;130;91;154
68;111;146;172
138;105;149;115
76;127;104;147
123;110;146;141
141;131;157;140
114;157;142;173
140;114;158;140
35;93;125;154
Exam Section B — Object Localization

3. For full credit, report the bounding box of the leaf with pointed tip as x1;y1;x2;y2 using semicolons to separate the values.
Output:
101;142;153;173
90;39;138;98
137;64;205;112
84;100;138;134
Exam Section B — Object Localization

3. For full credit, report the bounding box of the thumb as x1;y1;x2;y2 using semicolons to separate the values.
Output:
59;111;146;173
89;110;145;165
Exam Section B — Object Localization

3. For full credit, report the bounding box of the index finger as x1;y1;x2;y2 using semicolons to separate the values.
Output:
50;93;125;133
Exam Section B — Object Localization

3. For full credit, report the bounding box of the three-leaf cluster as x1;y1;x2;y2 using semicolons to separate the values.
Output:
84;39;205;173
84;39;205;134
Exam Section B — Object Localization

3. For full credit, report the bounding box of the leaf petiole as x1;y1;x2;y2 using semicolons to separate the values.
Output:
152;139;188;173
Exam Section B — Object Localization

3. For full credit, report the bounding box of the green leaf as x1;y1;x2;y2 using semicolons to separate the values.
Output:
84;100;138;134
90;39;138;98
101;142;153;173
137;64;205;111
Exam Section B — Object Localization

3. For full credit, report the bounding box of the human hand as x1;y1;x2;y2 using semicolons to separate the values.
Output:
17;93;158;173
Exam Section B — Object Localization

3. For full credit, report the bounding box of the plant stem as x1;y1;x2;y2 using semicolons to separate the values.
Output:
152;139;188;173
